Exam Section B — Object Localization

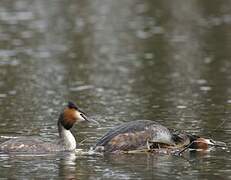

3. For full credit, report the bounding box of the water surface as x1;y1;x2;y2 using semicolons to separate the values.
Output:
0;0;230;179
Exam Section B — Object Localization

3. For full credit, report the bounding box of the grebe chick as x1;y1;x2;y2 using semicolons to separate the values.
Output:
0;102;95;153
94;120;225;153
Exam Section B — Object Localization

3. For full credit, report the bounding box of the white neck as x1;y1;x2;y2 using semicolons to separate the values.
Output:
59;125;76;151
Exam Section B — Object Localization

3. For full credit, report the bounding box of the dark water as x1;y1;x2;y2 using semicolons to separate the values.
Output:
0;0;231;179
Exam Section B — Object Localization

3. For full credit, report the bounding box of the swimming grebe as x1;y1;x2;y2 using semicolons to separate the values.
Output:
0;102;93;153
94;120;225;153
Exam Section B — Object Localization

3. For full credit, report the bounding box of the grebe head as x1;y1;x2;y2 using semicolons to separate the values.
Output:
190;138;214;150
190;138;226;150
59;101;93;130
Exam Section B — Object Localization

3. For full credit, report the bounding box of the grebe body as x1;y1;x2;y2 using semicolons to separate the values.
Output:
95;120;175;152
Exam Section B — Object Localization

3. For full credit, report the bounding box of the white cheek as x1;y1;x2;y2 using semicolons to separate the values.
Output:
205;139;215;145
75;111;85;121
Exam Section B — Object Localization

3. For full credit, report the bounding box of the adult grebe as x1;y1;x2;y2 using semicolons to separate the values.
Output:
94;120;225;153
0;102;94;153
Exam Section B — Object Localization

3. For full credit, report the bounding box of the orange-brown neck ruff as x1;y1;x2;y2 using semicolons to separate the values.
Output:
60;108;77;130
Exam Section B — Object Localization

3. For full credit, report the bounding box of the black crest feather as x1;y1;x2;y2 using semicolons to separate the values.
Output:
68;101;79;110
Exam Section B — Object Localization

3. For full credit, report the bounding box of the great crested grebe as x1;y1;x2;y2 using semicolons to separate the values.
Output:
94;120;225;153
0;102;94;153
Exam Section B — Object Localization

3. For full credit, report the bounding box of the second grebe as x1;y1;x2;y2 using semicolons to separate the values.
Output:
94;120;225;153
0;102;93;153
